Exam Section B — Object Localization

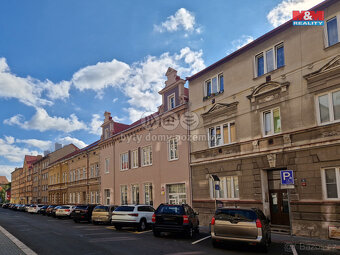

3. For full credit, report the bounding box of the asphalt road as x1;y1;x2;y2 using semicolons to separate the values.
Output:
0;207;333;255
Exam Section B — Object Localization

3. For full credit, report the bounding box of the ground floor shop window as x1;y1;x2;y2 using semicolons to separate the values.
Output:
144;183;153;205
167;183;186;204
322;167;340;199
120;185;128;205
209;176;239;199
131;184;139;204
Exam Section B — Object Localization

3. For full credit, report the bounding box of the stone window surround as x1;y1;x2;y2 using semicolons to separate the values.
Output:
321;167;340;200
315;88;340;126
261;107;281;137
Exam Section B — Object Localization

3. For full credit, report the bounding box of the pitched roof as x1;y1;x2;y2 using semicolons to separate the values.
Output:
113;122;130;134
0;176;9;185
187;0;335;82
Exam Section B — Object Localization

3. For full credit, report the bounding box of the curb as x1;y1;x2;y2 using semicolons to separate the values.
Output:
0;225;37;255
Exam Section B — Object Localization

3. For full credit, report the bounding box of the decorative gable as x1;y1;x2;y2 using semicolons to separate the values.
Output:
202;102;238;124
304;55;340;93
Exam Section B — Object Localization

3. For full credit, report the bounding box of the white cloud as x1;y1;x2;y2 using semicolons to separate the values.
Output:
0;165;20;181
4;107;87;133
267;0;323;27
112;98;118;103
58;136;87;149
89;114;102;136
45;80;71;100
227;35;255;54
0;137;40;163
4;136;15;144
16;138;52;151
154;8;201;34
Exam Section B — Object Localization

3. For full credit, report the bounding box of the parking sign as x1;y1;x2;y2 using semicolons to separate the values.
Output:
280;170;294;185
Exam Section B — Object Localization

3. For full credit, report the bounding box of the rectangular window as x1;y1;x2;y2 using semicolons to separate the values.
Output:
121;152;129;170
83;168;86;179
104;189;110;205
95;191;100;204
90;192;94;204
204;73;224;98
90;165;94;178
142;146;152;166
131;184;140;204
120;185;128;205
255;43;284;77
327;17;339;47
263;108;281;136
209;122;236;148
317;90;340;124
168;94;175;110
105;158;109;173
168;137;178;160
210;176;239;199
95;164;99;177
132;150;138;168
322;168;340;200
144;183;153;205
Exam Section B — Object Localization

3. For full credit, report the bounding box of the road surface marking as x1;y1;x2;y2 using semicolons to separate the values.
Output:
0;225;37;255
191;235;211;245
290;244;298;255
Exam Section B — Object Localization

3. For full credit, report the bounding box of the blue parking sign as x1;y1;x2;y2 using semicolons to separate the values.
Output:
280;170;294;185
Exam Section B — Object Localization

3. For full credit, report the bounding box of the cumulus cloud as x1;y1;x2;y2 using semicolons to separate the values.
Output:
227;35;255;54
0;165;20;181
58;136;87;149
45;80;71;100
4;107;87;132
154;8;201;34
89;114;102;136
0;137;40;162
16;138;52;151
267;0;323;27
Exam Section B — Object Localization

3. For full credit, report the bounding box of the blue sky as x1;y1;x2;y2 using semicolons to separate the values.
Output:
0;0;323;180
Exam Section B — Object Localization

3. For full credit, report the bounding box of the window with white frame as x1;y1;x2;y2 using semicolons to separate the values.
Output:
69;193;72;204
132;150;138;168
83;167;86;179
95;191;100;204
90;165;94;177
255;43;284;77
168;137;178;160
317;90;340;124
142;146;152;166
90;192;94;204
105;158;110;173
131;184;140;204
120;185;128;205
322;168;340;199
208;122;236;148
204;73;224;98
209;176;239;199
121;152;129;170
95;164;99;176
144;183;153;205
326;16;339;47
104;189;110;205
168;94;175;110
263;108;281;136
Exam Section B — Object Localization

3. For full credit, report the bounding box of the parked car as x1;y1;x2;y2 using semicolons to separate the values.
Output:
210;207;271;252
24;204;31;212
17;204;26;212
38;205;49;215
112;205;155;231
152;204;199;238
51;206;62;217
28;204;44;214
2;203;9;209
73;204;97;223
55;205;75;218
46;205;57;216
92;205;117;225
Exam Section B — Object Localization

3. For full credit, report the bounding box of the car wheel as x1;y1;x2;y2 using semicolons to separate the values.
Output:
258;239;269;253
153;230;161;237
74;219;79;223
185;226;194;239
138;219;147;232
114;225;122;230
92;221;98;225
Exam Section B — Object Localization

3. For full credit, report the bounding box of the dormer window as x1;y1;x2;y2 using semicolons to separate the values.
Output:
168;94;175;110
204;73;224;100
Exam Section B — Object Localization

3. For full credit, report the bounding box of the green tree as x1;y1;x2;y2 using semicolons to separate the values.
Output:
0;183;11;203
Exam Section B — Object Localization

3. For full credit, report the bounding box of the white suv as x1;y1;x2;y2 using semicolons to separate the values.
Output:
111;205;155;231
28;204;44;214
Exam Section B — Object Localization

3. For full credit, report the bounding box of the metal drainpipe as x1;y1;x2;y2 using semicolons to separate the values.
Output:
86;152;89;204
113;137;116;205
187;104;193;207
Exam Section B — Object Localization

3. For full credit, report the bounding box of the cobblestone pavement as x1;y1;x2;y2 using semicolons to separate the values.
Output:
0;227;24;255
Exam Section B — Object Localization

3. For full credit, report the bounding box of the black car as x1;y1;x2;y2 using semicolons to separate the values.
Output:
2;203;9;209
46;205;57;216
39;205;49;215
73;204;97;223
152;204;199;238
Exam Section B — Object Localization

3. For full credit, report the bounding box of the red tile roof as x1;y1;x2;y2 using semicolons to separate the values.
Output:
113;122;130;134
0;176;9;185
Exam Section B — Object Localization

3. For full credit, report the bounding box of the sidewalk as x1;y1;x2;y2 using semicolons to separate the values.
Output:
0;225;36;255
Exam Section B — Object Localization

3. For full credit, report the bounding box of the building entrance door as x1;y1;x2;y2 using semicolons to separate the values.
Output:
269;189;290;225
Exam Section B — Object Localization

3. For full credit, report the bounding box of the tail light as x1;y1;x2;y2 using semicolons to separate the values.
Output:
65;209;70;212
183;215;189;224
152;213;156;223
211;217;215;225
256;219;262;228
128;213;138;217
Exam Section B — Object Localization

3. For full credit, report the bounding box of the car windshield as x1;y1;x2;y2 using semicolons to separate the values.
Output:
156;205;184;215
115;206;134;212
93;206;108;212
30;205;36;207
60;206;70;209
215;209;257;222
75;205;88;210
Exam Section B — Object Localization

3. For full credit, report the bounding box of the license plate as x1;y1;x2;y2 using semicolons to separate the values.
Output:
75;211;80;213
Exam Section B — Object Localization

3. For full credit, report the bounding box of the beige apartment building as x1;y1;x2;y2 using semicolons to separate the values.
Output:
10;167;22;204
99;68;191;207
188;0;340;239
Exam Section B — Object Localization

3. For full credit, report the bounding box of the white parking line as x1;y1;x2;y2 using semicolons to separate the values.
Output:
191;235;211;245
290;244;298;255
